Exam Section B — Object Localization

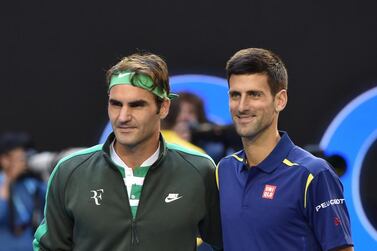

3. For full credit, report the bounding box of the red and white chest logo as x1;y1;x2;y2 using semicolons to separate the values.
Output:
262;184;277;199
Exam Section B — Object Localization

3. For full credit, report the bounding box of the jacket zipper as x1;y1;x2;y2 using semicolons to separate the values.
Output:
131;163;158;246
107;158;140;246
103;140;165;249
131;219;139;245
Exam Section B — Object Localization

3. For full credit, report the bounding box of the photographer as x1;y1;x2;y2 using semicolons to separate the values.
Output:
175;92;242;162
0;132;46;251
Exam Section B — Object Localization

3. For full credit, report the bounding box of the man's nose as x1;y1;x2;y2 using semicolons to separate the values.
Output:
118;106;132;122
238;95;249;113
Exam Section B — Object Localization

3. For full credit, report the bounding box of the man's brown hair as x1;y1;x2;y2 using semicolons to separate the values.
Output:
226;48;288;95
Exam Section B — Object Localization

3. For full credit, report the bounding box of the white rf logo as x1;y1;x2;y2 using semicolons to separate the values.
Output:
90;189;104;205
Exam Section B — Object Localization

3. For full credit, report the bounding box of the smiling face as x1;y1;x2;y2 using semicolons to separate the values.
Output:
108;84;169;151
229;73;287;140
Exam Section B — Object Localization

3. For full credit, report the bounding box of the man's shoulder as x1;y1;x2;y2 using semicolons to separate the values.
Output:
218;150;244;167
166;143;216;169
53;144;103;175
288;146;333;176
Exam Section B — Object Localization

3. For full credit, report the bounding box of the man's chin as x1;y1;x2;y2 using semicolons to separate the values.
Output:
115;140;138;149
235;128;256;138
114;134;136;146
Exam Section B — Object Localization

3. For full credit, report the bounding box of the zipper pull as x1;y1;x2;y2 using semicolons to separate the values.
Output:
131;220;139;245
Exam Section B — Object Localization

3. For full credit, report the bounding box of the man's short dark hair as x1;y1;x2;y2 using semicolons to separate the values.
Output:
226;48;288;95
0;132;33;155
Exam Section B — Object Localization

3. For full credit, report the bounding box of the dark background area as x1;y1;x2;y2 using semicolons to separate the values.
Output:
1;0;376;151
361;139;377;230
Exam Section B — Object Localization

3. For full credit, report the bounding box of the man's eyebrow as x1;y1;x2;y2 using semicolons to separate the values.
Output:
128;99;148;106
109;98;122;105
247;90;263;94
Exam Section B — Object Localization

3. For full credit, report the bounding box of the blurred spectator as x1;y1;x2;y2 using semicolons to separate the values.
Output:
173;92;208;142
175;92;242;162
28;147;85;180
27;152;56;181
0;132;46;251
161;98;205;153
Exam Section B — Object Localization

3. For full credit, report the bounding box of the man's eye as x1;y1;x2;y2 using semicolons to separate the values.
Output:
129;103;141;108
249;91;262;97
109;100;122;107
229;92;240;99
129;101;147;108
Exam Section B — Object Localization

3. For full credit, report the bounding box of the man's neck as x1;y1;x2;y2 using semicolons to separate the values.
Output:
242;127;281;167
114;135;160;169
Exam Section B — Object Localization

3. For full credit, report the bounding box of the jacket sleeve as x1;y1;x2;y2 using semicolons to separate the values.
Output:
198;160;223;251
33;162;74;251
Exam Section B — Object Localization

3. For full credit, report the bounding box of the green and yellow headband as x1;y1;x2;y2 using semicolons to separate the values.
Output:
109;70;178;100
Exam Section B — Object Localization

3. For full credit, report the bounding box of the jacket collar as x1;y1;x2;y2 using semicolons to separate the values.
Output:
102;132;167;170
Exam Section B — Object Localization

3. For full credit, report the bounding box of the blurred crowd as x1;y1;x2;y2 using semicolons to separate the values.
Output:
0;132;45;251
0;132;85;251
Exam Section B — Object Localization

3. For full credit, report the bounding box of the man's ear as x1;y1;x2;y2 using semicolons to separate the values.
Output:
159;99;171;119
274;89;288;112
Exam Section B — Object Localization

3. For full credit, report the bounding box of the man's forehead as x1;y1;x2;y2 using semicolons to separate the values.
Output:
109;84;155;101
4;147;26;157
229;85;268;93
229;74;270;91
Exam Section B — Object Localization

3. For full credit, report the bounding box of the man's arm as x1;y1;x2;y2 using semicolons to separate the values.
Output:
198;160;223;251
33;162;73;251
305;168;353;251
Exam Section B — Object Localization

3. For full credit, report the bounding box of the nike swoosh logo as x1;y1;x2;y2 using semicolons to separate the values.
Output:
165;196;183;203
118;72;132;78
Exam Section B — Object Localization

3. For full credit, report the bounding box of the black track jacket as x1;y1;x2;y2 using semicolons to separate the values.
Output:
33;133;223;251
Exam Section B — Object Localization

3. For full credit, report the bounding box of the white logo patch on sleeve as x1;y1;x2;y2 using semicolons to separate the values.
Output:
315;198;345;212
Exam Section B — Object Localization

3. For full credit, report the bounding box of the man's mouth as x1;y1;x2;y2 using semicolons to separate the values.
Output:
117;126;137;132
237;114;256;123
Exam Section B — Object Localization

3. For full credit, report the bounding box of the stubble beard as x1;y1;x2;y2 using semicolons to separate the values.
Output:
234;116;273;141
